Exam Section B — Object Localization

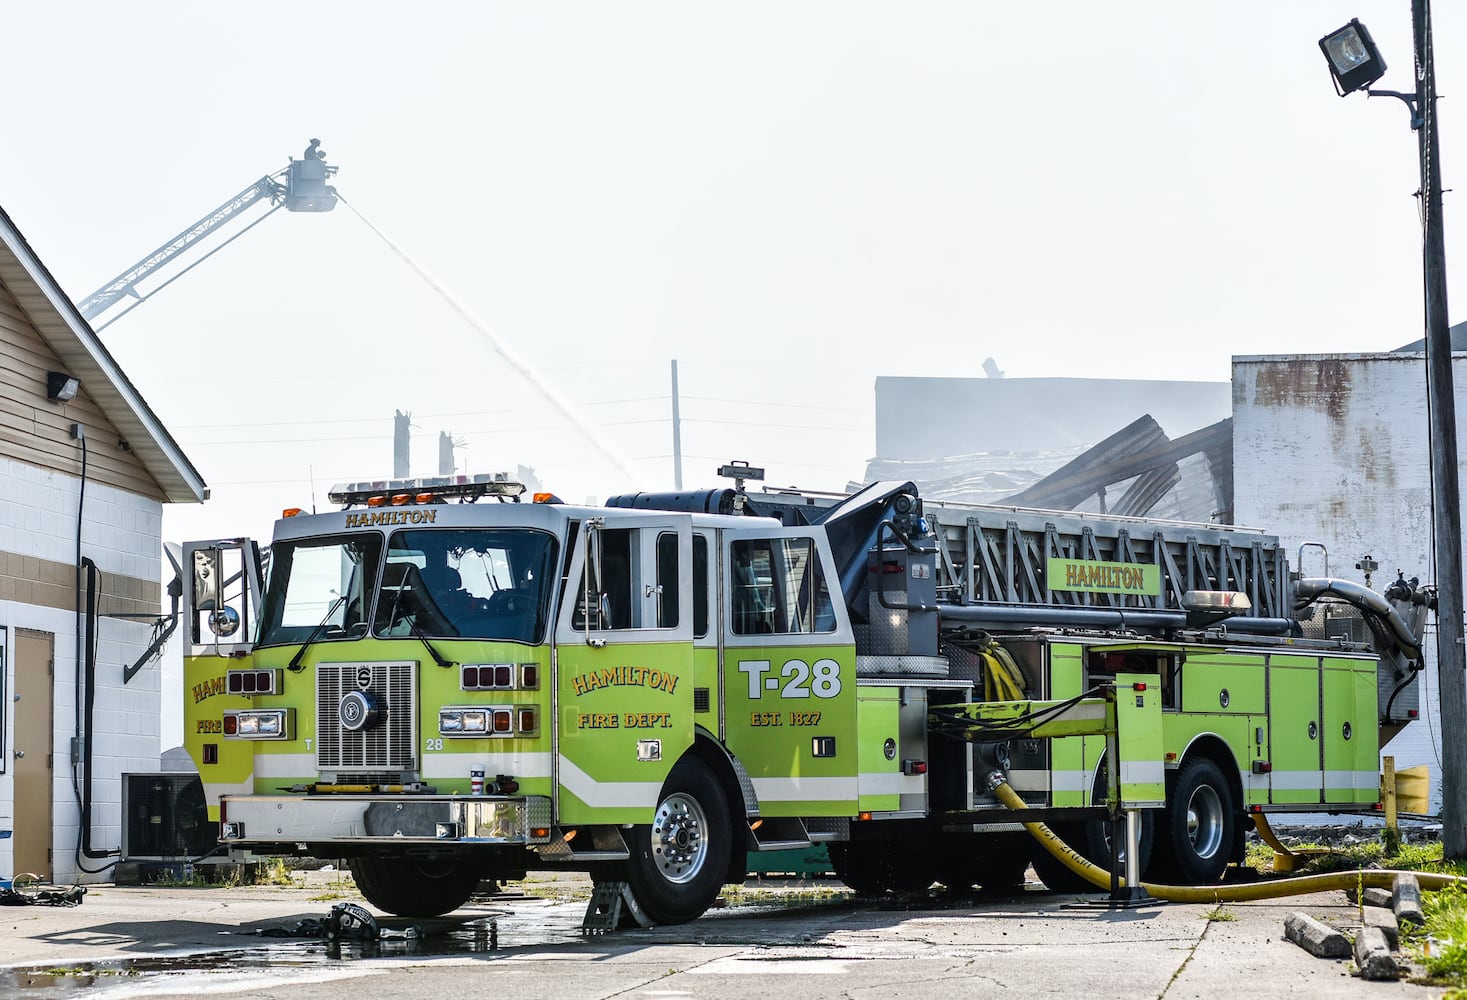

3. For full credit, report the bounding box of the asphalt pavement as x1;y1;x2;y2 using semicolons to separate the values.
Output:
0;870;1450;999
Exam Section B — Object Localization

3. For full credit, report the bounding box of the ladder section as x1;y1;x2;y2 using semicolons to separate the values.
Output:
923;503;1289;619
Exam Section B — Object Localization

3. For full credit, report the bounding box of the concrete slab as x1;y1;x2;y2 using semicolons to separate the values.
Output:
0;878;1452;999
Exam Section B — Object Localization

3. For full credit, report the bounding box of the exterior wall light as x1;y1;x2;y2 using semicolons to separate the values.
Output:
1319;19;1388;96
46;371;80;401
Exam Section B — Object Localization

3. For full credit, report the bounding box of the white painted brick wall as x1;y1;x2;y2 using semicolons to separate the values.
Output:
0;457;167;885
1234;352;1463;814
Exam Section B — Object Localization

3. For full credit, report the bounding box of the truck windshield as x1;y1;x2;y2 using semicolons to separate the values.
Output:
257;534;383;647
373;528;558;644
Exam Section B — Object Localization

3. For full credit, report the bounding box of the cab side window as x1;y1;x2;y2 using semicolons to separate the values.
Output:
578;526;682;632
730;537;834;636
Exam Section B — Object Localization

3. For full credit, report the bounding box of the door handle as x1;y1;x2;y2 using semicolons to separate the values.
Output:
12;749;23;759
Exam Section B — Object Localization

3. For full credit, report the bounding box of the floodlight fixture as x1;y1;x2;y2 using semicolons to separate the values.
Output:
46;371;80;402
1319;19;1388;96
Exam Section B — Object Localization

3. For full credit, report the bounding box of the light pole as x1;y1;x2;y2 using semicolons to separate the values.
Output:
1321;4;1466;858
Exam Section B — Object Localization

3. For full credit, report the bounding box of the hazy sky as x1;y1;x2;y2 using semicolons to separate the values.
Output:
2;2;1463;548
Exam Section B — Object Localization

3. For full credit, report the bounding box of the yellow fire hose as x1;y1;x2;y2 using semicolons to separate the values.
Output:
994;779;1467;901
1251;810;1334;872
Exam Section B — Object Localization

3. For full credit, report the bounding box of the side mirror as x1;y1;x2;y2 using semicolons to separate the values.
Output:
209;606;241;638
193;549;222;611
582;519;607;648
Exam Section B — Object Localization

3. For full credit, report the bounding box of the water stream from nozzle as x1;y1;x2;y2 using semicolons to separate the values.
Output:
339;195;640;483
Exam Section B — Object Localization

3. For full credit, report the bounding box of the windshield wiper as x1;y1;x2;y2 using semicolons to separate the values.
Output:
380;571;455;668
407;616;455;669
288;595;348;672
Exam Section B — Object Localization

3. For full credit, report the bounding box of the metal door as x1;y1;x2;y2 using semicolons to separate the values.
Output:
13;629;54;878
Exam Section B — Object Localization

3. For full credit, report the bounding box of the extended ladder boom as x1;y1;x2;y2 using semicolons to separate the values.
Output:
77;175;283;321
75;142;339;329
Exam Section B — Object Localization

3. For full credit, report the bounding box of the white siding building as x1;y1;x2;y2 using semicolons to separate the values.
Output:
0;206;204;885
1234;352;1454;813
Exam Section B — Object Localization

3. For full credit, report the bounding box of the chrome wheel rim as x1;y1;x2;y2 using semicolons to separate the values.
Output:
1186;784;1224;859
651;791;709;884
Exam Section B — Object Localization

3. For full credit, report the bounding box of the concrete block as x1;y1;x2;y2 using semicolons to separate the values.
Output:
1353;925;1400;981
1284;912;1351;959
1344;886;1394;908
1362;904;1399;949
1394;873;1425;927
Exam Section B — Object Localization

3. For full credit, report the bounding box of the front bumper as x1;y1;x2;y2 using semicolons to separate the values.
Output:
219;794;553;847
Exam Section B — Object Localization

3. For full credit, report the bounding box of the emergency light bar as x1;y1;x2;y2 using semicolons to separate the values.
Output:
328;473;525;508
1181;591;1252;613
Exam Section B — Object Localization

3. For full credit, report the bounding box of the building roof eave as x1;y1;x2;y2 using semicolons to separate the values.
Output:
0;207;206;504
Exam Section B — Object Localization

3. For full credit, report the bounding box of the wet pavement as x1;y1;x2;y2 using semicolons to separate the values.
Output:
0;870;1451;998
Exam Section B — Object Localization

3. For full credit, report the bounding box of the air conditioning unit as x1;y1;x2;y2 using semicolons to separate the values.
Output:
121;772;216;861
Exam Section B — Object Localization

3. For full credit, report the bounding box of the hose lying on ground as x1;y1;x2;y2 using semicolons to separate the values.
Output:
992;779;1467;902
1251;810;1333;872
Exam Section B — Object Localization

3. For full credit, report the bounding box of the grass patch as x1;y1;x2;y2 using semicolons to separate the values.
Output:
1246;835;1467;879
1410;883;1467;987
1202;904;1236;922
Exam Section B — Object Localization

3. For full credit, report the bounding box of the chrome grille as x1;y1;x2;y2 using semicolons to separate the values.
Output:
317;661;418;772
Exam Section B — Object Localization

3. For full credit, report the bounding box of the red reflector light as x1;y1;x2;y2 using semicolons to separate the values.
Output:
1409;710;1420;718
1132;682;1147;692
222;715;238;736
492;709;513;734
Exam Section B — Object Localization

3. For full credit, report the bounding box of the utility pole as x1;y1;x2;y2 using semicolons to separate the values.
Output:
1413;0;1467;859
671;359;684;490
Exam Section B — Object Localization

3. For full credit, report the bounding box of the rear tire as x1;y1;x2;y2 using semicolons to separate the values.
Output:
1152;757;1236;884
1030;758;1154;892
1028;821;1093;893
350;855;480;917
626;755;733;924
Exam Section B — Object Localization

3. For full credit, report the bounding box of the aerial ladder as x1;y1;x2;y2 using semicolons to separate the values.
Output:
75;139;339;331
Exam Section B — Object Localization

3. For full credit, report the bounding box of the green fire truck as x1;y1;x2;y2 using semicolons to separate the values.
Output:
180;466;1431;923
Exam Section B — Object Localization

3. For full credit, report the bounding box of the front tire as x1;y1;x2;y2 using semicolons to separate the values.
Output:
626;756;733;924
350;855;480;917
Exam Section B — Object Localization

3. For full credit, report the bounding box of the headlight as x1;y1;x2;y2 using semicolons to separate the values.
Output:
224;709;291;740
439;706;529;738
